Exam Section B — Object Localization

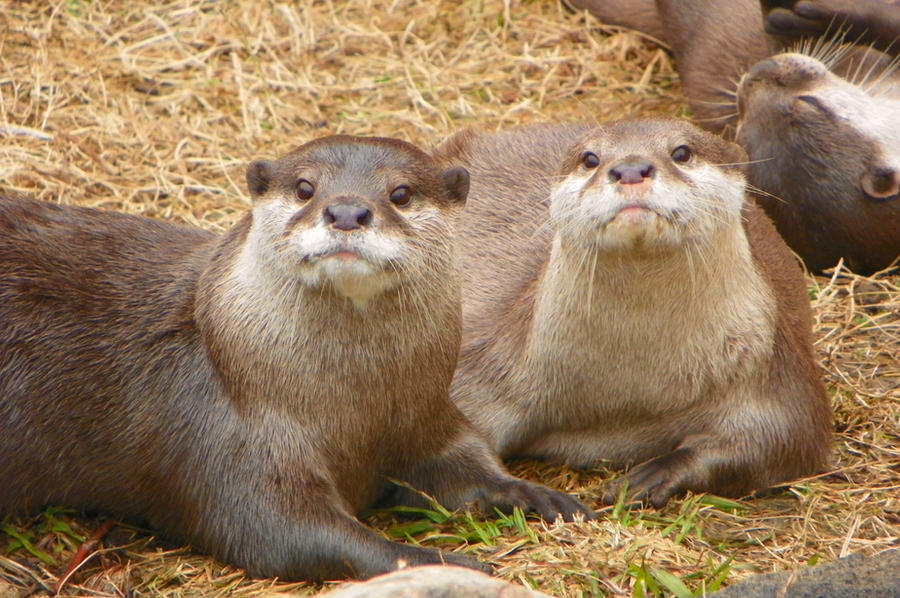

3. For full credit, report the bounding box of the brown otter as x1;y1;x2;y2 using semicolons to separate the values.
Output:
564;0;900;132
437;118;832;507
0;135;593;582
564;0;900;273
736;52;900;273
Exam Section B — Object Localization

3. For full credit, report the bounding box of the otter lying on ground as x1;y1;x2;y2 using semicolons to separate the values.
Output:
0;135;593;581
439;118;832;507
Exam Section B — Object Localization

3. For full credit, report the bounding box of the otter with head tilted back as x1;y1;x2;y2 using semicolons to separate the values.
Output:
438;118;832;507
0;135;593;581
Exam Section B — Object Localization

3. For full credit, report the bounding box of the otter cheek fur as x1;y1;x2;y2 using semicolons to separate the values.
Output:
548;147;746;253
443;119;831;508
0;135;594;583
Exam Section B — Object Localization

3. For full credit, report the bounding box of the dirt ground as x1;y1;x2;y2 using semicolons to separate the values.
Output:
0;1;897;596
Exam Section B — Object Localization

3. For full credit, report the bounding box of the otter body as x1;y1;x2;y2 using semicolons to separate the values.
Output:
439;119;831;506
0;136;591;581
566;0;900;273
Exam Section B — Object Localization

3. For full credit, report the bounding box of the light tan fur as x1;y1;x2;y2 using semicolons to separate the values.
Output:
438;118;831;507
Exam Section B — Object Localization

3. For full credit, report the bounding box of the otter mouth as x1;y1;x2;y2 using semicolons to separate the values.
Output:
300;237;396;270
583;202;684;250
600;204;672;229
310;247;365;262
611;205;655;221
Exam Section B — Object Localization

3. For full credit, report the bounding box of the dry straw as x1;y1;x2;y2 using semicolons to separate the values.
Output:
1;1;897;596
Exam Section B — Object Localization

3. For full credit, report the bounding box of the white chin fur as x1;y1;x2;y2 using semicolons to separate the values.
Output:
594;210;681;250
301;257;400;308
550;164;745;251
289;227;404;307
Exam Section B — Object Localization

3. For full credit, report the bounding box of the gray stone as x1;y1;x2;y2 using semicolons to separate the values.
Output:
711;550;900;598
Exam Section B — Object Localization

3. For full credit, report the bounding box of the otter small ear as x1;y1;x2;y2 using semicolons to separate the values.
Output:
861;167;900;201
246;160;275;198
441;166;469;204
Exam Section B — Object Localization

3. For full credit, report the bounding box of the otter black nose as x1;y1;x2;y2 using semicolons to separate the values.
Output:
609;160;655;185
323;204;373;231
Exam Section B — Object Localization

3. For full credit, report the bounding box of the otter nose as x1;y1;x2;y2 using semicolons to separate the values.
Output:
323;204;373;231
745;55;827;87
609;160;655;185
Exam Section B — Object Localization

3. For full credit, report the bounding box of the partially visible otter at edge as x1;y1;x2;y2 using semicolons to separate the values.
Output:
565;0;900;274
437;118;832;507
0;136;593;582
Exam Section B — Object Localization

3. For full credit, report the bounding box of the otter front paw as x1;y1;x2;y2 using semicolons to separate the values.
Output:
487;480;596;522
601;448;705;508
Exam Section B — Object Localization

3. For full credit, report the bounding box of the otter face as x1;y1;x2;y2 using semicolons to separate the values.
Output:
243;136;468;307
549;118;748;252
736;52;900;272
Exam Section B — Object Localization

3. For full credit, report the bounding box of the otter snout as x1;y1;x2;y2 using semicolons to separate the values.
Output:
743;54;828;88
609;160;656;185
323;201;373;231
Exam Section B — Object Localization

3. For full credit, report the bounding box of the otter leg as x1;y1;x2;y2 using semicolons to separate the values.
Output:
217;485;488;581
562;0;666;41
271;511;488;580
187;466;489;581
601;386;829;507
764;1;900;54
400;429;596;522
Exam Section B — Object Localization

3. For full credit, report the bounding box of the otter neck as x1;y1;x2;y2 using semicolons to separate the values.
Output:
195;216;462;415
527;222;775;383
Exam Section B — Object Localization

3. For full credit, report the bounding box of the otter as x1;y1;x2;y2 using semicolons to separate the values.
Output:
565;0;900;132
437;118;831;507
0;135;593;582
736;52;900;273
564;0;900;273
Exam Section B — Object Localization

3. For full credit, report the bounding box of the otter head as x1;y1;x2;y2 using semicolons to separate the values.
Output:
736;52;900;272
548;118;748;254
243;136;468;308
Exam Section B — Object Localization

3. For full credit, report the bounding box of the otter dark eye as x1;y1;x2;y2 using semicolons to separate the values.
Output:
296;179;315;201
390;185;412;207
582;152;600;169
671;145;692;163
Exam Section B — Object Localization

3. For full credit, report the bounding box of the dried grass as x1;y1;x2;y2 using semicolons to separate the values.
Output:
0;1;897;596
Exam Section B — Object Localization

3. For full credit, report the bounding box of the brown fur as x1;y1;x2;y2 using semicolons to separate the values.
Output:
0;135;592;582
563;0;666;41
736;53;900;273
437;118;832;507
569;0;900;274
762;0;900;54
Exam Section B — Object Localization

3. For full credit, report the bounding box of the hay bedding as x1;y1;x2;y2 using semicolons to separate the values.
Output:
0;1;896;596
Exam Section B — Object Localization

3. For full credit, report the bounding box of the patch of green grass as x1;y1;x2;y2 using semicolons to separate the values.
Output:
369;479;542;549
67;0;86;17
2;507;84;565
628;559;733;598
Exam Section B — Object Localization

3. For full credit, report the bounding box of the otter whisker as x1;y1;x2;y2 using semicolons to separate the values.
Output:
746;182;789;205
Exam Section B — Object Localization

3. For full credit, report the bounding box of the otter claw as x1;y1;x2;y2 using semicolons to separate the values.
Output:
492;480;596;522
